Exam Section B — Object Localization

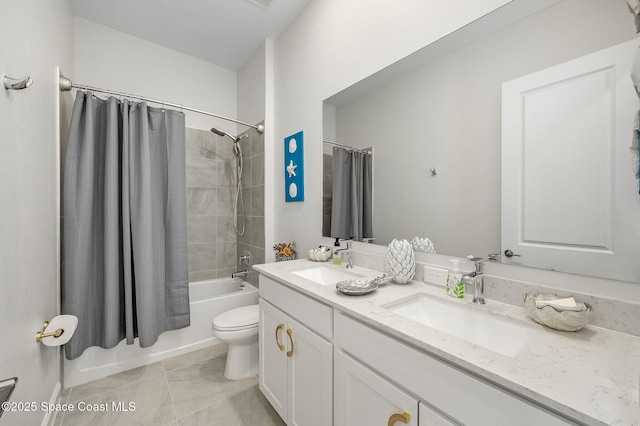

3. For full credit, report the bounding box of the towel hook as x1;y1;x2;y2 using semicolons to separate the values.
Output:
3;74;33;90
430;168;438;176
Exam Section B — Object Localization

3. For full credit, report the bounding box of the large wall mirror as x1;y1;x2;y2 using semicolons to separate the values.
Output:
323;0;640;283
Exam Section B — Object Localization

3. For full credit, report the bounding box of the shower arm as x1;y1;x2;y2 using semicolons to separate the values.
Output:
58;73;264;134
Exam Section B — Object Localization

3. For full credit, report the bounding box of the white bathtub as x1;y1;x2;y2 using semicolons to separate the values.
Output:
63;278;258;388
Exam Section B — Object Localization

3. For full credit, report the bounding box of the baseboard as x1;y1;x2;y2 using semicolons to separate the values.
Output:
42;381;61;426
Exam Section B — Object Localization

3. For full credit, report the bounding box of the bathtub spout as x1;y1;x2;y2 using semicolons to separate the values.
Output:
232;270;249;278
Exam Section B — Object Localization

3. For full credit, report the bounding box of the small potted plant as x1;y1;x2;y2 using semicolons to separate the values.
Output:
274;241;296;262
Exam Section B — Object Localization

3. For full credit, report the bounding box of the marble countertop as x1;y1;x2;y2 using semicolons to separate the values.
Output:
254;259;640;426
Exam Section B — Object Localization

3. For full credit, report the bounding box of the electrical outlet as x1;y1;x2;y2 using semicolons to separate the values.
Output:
423;266;448;286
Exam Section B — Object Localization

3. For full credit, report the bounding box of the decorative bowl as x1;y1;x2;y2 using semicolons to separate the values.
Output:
524;293;593;332
308;248;332;262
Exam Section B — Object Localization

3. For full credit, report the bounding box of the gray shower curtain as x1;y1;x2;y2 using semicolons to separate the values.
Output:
330;147;373;241
63;91;190;360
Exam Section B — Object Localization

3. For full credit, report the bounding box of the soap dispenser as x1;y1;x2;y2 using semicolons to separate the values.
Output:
446;259;465;298
333;238;342;265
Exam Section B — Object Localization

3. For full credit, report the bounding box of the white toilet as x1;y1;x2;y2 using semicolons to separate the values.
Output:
212;304;259;380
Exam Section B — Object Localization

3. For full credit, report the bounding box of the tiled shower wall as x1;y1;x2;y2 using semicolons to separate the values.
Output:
237;126;265;287
185;128;238;281
185;126;265;285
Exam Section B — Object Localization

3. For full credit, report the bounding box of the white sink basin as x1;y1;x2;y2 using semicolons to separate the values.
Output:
292;266;364;285
383;294;536;357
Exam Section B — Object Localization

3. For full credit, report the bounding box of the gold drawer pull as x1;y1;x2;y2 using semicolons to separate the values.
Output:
388;412;410;426
286;328;294;357
275;324;285;351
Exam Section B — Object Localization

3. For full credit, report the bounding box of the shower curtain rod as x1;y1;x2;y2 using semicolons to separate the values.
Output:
58;74;264;134
323;139;370;154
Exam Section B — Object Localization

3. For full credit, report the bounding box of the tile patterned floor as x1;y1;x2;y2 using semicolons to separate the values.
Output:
53;344;285;426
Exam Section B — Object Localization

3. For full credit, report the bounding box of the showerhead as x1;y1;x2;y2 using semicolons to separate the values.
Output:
210;127;239;142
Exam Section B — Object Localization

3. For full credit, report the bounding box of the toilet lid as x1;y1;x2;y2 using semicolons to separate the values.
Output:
213;304;259;331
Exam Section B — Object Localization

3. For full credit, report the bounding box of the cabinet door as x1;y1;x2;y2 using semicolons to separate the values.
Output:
259;299;288;422
336;351;418;426
419;403;456;426
287;317;333;426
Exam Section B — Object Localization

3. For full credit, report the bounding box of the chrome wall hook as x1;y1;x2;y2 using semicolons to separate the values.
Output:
430;168;438;176
3;74;33;90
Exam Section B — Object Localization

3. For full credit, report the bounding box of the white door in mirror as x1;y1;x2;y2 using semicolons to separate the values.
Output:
502;38;640;283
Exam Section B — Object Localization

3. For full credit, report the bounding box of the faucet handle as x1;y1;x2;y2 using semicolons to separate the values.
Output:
339;238;353;249
466;256;484;273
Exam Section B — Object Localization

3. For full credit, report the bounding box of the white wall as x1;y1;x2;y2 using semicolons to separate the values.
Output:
0;0;73;424
73;18;238;134
271;0;512;254
238;43;266;127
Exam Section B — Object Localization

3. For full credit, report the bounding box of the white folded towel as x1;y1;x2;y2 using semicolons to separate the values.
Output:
535;297;577;309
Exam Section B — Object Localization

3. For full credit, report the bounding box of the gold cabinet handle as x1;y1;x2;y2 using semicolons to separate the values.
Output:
286;328;294;357
275;324;285;351
388;412;410;426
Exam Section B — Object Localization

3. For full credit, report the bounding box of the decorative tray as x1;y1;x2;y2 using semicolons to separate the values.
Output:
336;275;390;296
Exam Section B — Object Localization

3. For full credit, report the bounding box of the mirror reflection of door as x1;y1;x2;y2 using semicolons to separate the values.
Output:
501;38;640;282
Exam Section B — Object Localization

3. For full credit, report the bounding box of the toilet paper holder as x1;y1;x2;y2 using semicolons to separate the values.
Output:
35;315;78;346
35;321;64;343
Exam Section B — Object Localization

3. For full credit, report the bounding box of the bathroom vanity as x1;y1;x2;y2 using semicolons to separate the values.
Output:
254;259;640;426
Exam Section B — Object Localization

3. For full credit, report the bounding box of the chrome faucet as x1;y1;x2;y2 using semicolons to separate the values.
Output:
334;239;353;269
232;251;251;278
232;270;248;278
462;257;485;304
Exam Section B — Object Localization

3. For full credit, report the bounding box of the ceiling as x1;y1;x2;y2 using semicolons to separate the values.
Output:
70;0;311;70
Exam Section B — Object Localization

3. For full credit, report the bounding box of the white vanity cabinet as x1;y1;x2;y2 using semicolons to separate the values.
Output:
336;313;577;426
259;275;333;426
336;350;419;426
336;345;457;426
418;404;457;426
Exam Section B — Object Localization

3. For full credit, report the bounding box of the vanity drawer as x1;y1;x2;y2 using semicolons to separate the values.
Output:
336;313;577;426
259;275;332;339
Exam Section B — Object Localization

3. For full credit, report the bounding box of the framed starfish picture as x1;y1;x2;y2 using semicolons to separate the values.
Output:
284;131;304;202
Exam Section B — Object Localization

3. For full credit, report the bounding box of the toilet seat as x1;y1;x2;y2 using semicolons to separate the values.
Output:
213;304;259;331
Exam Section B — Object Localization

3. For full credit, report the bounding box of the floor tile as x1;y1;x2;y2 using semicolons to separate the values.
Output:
103;375;175;425
59;392;110;426
166;353;257;418
60;345;276;425
68;362;165;403
177;385;284;426
224;385;285;426
162;343;228;373
63;374;174;426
